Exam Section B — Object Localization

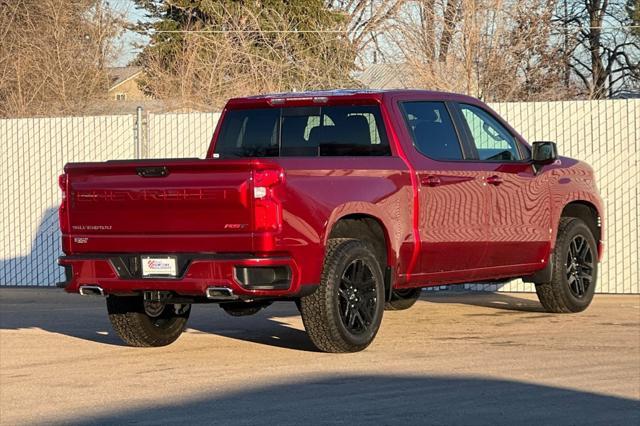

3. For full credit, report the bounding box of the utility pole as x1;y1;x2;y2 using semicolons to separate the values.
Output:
563;0;570;87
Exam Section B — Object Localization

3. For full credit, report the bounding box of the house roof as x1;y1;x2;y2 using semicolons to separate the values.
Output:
611;90;640;99
107;66;143;91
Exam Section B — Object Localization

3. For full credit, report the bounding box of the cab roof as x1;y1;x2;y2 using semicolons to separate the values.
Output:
225;89;481;108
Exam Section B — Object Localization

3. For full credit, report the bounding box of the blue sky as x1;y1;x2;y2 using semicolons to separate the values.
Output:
110;0;149;66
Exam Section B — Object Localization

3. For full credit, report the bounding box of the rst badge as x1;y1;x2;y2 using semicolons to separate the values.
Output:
141;256;177;277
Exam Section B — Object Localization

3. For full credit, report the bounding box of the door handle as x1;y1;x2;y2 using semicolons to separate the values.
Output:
486;175;503;186
422;175;442;187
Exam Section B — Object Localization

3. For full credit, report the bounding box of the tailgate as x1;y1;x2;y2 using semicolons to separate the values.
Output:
62;159;274;253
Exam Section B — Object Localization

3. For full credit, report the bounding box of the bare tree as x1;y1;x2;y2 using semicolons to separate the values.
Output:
389;0;577;101
326;0;407;64
0;0;121;117
558;0;640;98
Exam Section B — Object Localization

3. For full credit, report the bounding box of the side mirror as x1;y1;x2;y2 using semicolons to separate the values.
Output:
532;141;558;165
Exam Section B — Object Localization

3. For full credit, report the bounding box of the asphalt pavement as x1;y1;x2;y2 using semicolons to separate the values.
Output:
1;288;638;425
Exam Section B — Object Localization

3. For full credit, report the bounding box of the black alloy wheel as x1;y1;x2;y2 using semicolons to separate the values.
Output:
337;259;378;335
566;234;594;298
535;217;598;313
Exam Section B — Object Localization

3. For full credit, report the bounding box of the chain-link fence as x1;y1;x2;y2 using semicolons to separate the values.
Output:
1;100;637;293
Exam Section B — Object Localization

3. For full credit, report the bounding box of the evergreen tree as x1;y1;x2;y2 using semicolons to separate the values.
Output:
133;0;357;107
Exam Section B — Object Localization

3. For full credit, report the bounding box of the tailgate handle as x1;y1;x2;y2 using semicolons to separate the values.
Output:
136;166;169;178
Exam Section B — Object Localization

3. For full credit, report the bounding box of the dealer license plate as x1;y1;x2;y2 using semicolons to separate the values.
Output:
141;256;177;277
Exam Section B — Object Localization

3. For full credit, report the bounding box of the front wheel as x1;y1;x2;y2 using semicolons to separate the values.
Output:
299;238;385;353
535;217;598;313
106;295;191;347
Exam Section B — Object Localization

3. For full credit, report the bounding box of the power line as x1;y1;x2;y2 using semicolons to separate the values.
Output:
582;25;640;29
145;27;640;37
147;25;640;34
151;30;348;33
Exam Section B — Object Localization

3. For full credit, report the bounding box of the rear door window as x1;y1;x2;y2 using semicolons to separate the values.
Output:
400;101;464;160
214;105;390;157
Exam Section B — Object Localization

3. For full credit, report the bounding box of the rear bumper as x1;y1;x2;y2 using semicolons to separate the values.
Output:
58;254;310;299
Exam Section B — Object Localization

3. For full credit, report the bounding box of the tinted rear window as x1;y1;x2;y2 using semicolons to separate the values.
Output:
214;105;390;157
400;101;463;161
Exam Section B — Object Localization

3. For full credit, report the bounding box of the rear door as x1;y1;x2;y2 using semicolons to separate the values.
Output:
395;100;488;280
454;103;551;272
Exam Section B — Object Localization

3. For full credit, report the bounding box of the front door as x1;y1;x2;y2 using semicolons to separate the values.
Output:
454;103;551;274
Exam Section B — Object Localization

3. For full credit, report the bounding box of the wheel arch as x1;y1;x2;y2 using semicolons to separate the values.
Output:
326;213;394;268
559;200;602;257
526;199;602;285
325;213;395;302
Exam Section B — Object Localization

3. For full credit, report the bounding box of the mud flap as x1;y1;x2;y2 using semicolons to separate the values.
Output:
384;266;393;301
523;255;553;284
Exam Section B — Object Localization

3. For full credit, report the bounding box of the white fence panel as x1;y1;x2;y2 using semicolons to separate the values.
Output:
0;100;637;293
1;115;135;285
146;112;220;158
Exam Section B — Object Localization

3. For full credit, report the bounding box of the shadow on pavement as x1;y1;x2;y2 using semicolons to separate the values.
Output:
0;288;124;346
421;291;547;313
189;312;318;352
0;288;552;350
0;288;315;350
56;375;639;425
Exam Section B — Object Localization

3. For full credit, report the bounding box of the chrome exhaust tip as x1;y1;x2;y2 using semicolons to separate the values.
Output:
79;285;105;296
205;287;237;300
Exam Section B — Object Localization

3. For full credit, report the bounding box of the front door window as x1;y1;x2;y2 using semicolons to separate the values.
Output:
459;104;521;161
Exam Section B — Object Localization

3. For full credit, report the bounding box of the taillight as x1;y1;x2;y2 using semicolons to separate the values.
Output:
253;169;284;232
58;173;70;233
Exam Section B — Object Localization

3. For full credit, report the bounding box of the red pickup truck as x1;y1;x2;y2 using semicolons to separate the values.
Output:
58;89;603;352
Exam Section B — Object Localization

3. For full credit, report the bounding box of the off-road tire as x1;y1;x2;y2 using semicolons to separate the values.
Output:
535;217;598;313
106;295;190;347
385;288;422;311
299;238;385;353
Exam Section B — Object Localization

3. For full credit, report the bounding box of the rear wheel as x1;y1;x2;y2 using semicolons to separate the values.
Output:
385;288;422;311
106;295;191;347
299;238;385;353
535;217;598;313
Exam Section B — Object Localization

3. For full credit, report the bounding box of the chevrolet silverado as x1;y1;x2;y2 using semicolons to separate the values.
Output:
58;90;604;352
